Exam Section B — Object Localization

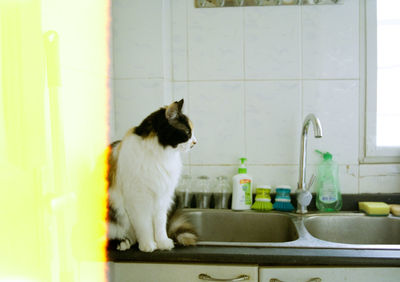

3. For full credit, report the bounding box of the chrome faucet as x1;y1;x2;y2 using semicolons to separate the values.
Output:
296;114;323;214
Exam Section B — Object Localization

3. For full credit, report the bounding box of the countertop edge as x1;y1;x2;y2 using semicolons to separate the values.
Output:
107;246;400;266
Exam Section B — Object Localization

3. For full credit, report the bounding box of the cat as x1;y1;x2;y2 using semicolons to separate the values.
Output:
107;99;197;252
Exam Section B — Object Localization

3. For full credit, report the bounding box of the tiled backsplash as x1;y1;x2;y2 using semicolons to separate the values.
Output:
111;0;400;194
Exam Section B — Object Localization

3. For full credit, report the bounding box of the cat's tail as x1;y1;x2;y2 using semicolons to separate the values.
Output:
167;210;197;246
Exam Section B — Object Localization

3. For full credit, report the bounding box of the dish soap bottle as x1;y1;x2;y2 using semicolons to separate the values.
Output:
315;150;342;212
232;157;253;210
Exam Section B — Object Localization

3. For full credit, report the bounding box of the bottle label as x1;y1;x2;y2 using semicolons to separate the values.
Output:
319;183;337;204
240;179;252;205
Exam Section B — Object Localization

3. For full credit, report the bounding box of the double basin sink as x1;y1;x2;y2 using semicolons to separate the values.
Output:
181;209;400;250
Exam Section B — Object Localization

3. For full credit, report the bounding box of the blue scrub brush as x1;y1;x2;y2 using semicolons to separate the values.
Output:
273;186;294;212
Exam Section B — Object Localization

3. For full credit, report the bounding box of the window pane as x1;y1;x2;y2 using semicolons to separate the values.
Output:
377;0;400;147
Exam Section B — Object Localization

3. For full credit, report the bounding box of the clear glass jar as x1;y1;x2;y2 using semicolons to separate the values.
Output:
194;175;211;209
213;176;232;209
175;175;193;208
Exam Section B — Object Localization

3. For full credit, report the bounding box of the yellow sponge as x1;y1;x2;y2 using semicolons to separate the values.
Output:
359;202;390;216
390;204;400;216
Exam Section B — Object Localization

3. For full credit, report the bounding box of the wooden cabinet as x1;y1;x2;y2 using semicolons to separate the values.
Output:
105;263;400;282
259;267;400;282
110;263;258;282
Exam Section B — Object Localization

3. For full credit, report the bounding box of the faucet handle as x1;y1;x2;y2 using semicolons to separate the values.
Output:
297;190;312;207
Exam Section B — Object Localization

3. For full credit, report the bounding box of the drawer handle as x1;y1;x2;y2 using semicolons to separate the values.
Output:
198;273;250;281
270;278;321;282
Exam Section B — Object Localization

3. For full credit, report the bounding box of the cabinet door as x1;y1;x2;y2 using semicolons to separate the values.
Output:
259;267;400;282
112;262;258;282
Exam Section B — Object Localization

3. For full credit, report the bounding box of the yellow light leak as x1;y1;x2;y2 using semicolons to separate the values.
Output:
0;0;111;281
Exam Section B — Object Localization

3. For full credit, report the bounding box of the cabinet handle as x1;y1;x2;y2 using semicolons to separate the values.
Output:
198;273;250;281
270;278;321;282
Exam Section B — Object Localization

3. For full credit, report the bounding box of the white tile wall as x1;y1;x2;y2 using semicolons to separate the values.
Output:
244;6;301;79
112;0;163;79
302;0;359;79
171;0;188;81
108;79;116;140
188;81;245;164
172;82;189;113
114;79;164;139
303;80;359;165
359;164;400;193
111;0;400;194
191;165;238;183
249;165;299;190
338;165;359;194
187;5;244;80
245;81;301;164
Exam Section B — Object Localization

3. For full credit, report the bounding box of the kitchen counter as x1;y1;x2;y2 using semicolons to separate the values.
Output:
108;194;400;267
107;245;400;266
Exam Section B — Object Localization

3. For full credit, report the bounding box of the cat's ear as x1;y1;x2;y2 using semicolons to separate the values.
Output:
177;99;184;111
165;99;184;120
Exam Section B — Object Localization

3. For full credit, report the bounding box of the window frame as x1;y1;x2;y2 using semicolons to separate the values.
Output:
362;0;400;163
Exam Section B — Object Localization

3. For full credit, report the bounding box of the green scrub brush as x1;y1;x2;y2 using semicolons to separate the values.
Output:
251;186;273;211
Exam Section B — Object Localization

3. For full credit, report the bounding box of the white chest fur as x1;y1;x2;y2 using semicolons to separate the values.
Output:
117;134;182;196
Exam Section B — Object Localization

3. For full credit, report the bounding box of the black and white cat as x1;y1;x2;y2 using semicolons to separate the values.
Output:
107;99;197;252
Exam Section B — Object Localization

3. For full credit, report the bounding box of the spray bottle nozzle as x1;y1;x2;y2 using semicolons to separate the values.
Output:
315;150;332;160
238;158;247;174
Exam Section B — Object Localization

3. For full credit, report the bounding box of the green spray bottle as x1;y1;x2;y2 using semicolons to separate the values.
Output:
315;150;342;212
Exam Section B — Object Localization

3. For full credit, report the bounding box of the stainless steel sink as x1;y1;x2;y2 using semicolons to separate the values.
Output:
180;209;400;250
183;209;298;245
304;214;400;245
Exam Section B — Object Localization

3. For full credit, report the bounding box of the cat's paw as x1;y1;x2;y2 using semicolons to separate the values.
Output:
117;238;131;251
138;240;157;252
157;238;174;251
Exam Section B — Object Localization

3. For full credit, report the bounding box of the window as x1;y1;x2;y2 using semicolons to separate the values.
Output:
365;0;400;162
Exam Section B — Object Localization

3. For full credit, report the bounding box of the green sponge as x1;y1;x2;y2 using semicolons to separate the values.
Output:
359;202;390;216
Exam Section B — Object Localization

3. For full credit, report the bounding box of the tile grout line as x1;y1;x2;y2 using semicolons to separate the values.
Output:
170;78;361;82
162;0;172;105
243;6;247;158
169;0;174;84
358;0;367;194
188;163;359;166
186;0;190;83
298;4;303;190
110;3;118;141
186;0;192;176
113;77;361;81
299;4;304;122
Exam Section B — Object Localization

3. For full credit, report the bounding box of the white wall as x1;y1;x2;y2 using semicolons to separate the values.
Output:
111;0;400;194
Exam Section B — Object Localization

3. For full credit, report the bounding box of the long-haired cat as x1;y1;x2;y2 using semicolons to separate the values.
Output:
107;99;197;252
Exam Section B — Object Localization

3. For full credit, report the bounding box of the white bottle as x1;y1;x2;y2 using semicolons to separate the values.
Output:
232;158;253;210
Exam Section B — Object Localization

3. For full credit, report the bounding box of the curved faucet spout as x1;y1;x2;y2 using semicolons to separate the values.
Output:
303;114;323;138
297;114;323;214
